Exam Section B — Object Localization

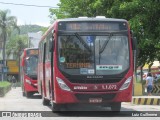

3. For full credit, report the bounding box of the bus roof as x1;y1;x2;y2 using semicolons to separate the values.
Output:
57;17;128;22
39;17;128;44
23;48;38;51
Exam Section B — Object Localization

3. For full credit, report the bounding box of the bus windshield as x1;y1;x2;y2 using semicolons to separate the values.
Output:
58;33;129;75
25;55;38;77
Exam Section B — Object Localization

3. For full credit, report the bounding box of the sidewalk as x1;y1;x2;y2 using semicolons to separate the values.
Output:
132;96;160;105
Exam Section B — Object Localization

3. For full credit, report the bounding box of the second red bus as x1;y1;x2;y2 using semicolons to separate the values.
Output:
20;48;39;98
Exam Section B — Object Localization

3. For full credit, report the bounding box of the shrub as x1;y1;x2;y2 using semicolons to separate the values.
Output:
0;81;11;97
0;81;11;87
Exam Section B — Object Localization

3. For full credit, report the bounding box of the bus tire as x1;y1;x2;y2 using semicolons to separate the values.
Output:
42;97;50;106
111;102;121;112
22;91;25;96
26;92;32;98
51;103;62;113
41;85;50;106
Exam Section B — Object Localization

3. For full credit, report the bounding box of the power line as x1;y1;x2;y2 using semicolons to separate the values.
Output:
0;1;59;8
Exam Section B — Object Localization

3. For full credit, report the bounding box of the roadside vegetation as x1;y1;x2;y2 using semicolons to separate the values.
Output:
0;81;11;87
0;81;11;97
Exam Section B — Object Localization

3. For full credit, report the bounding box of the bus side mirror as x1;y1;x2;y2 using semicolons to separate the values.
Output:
130;30;137;51
133;37;138;73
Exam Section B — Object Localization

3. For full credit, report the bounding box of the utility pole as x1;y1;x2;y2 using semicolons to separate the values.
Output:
0;41;3;81
28;37;33;48
2;35;5;81
2;31;7;81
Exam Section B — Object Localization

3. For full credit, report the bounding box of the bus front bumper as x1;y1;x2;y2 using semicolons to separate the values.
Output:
54;85;132;104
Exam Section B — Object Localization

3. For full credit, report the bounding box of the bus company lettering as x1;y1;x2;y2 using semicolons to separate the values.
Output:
66;63;91;68
102;84;117;90
74;86;88;90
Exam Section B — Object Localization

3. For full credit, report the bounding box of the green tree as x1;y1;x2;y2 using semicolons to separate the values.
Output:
16;25;46;35
49;0;114;20
0;9;19;80
109;0;160;69
6;35;28;60
6;35;28;82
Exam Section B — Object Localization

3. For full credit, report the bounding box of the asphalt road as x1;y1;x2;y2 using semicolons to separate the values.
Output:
0;87;160;118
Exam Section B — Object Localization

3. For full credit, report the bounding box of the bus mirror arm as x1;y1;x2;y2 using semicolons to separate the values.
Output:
132;37;138;74
130;30;137;51
133;37;137;51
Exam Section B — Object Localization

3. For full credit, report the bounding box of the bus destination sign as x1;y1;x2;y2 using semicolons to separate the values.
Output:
27;49;38;55
58;22;127;31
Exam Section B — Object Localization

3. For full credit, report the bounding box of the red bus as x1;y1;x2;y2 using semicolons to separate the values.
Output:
38;17;137;112
20;48;39;98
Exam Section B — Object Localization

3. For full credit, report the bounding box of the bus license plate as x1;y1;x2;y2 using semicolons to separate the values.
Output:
89;98;102;103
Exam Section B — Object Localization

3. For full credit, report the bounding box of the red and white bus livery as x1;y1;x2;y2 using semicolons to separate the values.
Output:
38;17;137;112
20;48;38;98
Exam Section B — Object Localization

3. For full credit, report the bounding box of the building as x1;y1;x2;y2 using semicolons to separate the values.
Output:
28;32;42;48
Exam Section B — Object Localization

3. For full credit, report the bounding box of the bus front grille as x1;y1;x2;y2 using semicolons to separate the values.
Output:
75;93;116;101
68;78;121;84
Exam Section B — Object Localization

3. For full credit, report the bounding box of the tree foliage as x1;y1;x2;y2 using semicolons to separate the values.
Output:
110;0;160;67
6;35;28;60
0;9;19;62
49;0;160;68
12;25;46;35
49;0;114;19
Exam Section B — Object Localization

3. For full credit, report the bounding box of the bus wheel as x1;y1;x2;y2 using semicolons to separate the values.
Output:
26;92;32;98
110;102;121;112
51;103;65;113
22;91;25;96
22;87;26;96
42;97;50;106
41;87;50;106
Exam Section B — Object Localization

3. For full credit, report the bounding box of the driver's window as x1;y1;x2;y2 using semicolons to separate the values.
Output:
24;58;30;74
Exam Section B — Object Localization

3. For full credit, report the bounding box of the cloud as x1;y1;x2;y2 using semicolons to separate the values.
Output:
17;18;25;25
17;18;51;27
34;22;51;27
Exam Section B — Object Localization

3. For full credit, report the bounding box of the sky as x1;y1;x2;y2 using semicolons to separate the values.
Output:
0;0;60;27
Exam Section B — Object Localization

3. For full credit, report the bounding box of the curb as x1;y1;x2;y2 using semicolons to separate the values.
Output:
132;97;160;105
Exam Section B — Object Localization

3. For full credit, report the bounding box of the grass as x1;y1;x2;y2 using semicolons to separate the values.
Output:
0;81;11;87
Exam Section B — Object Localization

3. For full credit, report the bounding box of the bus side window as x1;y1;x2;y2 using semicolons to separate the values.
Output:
48;35;52;60
46;32;52;61
45;39;48;61
51;32;54;66
43;42;46;63
39;43;42;63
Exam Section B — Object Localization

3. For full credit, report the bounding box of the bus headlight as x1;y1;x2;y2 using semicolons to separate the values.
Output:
26;79;31;85
119;76;132;90
56;77;71;91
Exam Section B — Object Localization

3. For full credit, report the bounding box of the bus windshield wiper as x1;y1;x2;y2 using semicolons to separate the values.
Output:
99;33;113;54
99;30;128;54
74;33;91;52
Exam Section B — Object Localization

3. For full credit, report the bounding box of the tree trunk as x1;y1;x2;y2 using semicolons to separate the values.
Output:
140;63;145;83
2;31;7;81
148;62;153;72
